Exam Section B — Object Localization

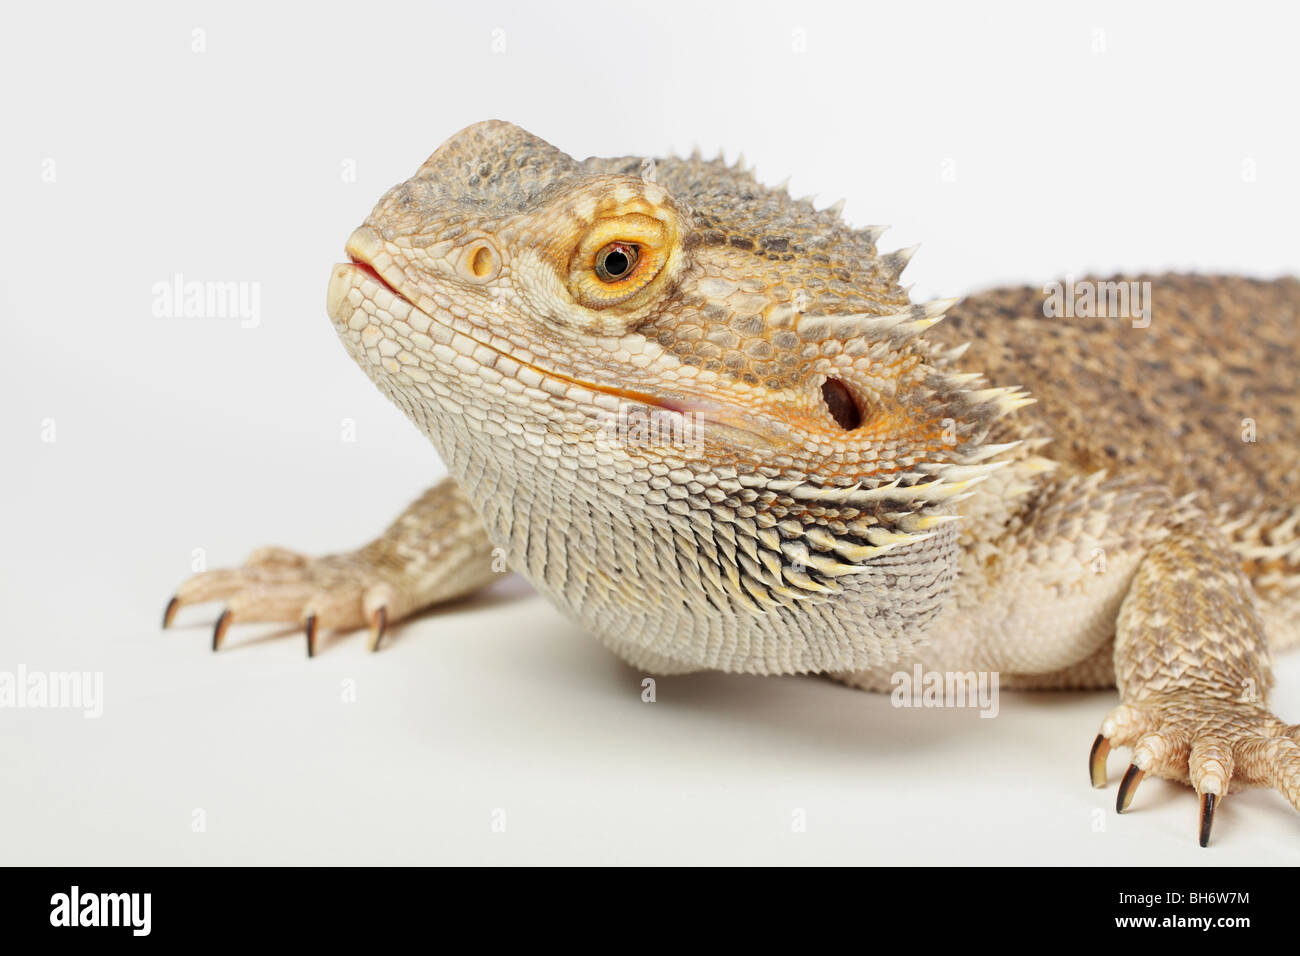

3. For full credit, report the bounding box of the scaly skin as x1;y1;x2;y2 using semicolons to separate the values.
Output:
166;121;1300;845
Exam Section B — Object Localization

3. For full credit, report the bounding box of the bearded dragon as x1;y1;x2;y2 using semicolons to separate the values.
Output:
163;121;1300;846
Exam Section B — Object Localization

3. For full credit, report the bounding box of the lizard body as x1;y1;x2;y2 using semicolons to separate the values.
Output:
167;121;1300;844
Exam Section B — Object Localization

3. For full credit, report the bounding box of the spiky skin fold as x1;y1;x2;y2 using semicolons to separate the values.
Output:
170;122;1300;833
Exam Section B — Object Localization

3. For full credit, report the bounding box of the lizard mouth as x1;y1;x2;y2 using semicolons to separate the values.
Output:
347;256;405;301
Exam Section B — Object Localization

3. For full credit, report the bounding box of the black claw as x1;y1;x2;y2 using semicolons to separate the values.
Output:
369;607;388;652
305;614;317;658
1089;734;1111;788
162;595;179;629
1117;764;1145;813
212;609;231;652
1199;793;1216;847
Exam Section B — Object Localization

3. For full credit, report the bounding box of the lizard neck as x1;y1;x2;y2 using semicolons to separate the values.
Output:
424;408;961;675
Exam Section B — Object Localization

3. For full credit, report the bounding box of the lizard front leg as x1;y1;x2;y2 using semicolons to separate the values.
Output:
1091;522;1300;845
163;477;499;654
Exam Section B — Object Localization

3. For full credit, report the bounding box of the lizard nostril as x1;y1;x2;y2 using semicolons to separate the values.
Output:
470;245;496;278
457;241;501;283
821;378;863;430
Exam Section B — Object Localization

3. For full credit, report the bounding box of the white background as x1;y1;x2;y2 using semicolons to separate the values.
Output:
3;0;1298;864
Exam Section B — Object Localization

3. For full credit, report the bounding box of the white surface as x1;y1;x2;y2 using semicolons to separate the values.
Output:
2;0;1298;865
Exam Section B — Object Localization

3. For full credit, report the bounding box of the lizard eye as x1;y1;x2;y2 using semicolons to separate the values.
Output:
594;242;639;282
567;210;676;310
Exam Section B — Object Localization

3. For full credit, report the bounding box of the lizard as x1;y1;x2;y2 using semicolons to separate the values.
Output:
163;120;1300;846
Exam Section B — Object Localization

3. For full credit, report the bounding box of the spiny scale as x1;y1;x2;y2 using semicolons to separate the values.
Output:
880;244;920;277
797;297;960;343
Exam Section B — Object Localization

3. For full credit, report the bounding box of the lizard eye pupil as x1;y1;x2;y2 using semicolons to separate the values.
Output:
595;242;638;282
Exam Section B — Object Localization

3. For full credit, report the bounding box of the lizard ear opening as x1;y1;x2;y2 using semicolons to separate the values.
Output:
821;378;863;430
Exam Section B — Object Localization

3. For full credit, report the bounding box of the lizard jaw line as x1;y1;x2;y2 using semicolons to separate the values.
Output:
329;261;786;446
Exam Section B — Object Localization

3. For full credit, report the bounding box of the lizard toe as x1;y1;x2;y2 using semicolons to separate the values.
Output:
243;545;311;568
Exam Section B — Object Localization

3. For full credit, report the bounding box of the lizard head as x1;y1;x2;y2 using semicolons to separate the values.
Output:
327;121;1030;632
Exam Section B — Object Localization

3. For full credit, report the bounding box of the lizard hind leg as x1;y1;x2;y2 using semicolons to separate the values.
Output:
1088;523;1300;845
163;478;498;655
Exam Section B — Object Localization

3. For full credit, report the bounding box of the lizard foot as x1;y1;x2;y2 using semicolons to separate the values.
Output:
1089;694;1300;845
163;546;403;655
